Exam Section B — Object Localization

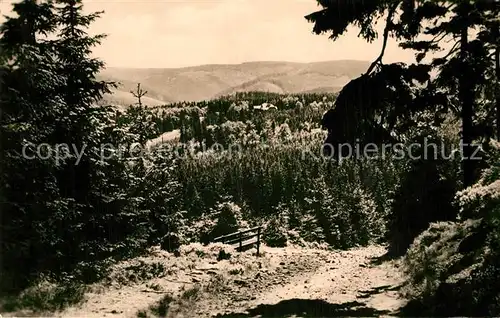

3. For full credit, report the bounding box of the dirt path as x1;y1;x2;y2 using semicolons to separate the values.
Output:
54;244;405;318
240;246;404;317
208;245;405;317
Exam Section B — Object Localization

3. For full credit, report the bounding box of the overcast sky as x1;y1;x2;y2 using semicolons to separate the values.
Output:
0;0;418;68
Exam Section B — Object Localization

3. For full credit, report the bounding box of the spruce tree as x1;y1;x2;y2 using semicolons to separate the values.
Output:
53;0;114;199
50;0;150;273
0;0;148;291
398;0;499;186
0;0;63;291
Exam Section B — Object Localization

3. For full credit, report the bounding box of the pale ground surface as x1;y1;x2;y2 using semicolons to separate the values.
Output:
145;130;181;149
4;244;406;318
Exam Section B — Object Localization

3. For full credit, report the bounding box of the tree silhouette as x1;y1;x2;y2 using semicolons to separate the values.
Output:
0;0;63;290
306;0;500;187
399;1;499;186
0;0;149;291
306;0;499;257
53;0;116;200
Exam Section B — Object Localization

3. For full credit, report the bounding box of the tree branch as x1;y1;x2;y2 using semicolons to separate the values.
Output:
365;2;399;76
441;40;461;60
431;30;448;44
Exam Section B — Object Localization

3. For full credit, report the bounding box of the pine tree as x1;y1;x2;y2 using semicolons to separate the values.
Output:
49;0;151;273
1;0;150;291
52;0;114;199
0;0;64;291
306;0;500;186
306;0;499;259
398;0;499;186
0;0;56;48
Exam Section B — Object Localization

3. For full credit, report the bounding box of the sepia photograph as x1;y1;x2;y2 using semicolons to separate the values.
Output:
0;0;499;317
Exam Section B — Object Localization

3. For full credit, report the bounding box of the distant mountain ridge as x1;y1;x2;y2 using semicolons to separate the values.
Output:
97;60;370;106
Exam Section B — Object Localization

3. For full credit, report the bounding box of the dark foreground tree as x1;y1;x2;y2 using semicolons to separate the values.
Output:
0;0;151;292
306;0;499;255
307;0;499;187
0;0;64;291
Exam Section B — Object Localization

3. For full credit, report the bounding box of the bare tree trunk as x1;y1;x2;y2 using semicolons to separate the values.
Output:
0;62;4;275
496;44;499;141
131;83;148;107
460;17;475;187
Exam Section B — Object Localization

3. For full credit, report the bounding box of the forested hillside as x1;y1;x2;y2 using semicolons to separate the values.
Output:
97;60;369;106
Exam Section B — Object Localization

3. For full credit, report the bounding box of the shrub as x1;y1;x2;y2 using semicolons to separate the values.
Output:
263;217;288;247
192;201;245;244
217;249;231;261
0;279;86;313
387;134;459;256
160;233;181;253
401;140;500;316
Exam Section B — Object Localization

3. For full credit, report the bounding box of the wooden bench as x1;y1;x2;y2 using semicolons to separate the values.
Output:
212;226;262;256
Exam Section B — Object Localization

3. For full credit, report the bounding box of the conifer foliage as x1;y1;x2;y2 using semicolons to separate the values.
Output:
307;0;500;186
0;0;149;291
